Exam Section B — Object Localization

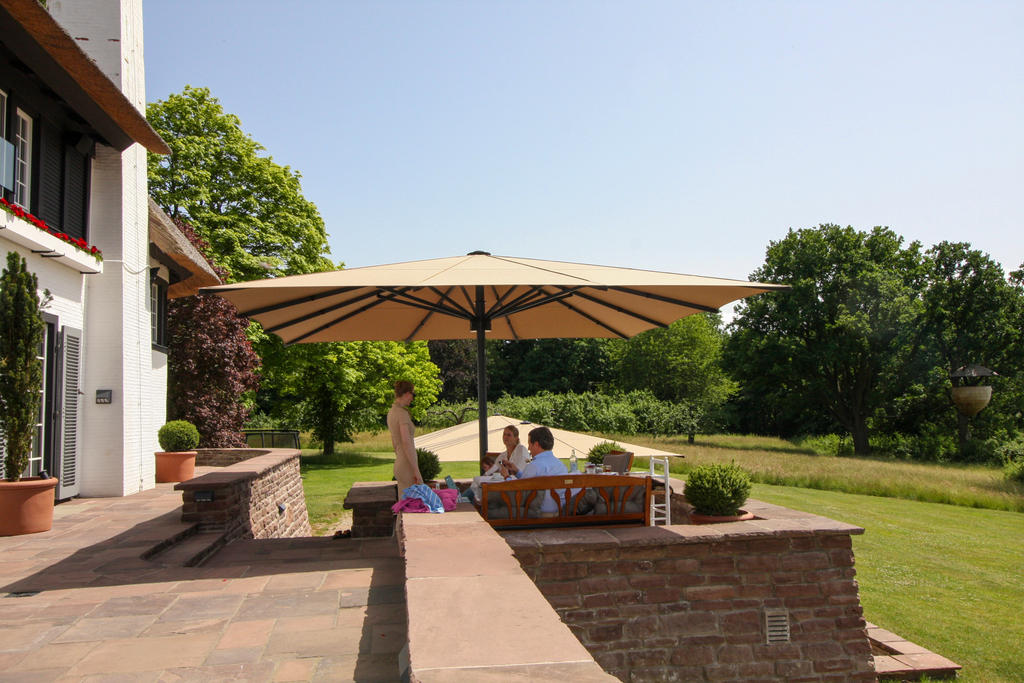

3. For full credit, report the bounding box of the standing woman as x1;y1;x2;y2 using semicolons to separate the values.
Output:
484;425;531;476
388;381;422;491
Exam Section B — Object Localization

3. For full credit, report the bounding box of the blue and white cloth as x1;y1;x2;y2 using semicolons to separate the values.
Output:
401;484;444;513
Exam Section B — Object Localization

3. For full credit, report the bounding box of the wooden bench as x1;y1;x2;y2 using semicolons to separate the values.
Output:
481;474;651;529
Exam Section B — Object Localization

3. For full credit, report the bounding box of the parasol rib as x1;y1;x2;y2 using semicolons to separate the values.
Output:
553;298;629;338
429;286;475;318
490;286;579;319
264;289;381;334
379;289;474;321
287;290;407;344
611;286;721;313
237;286;361;317
559;287;670;329
486;286;547;318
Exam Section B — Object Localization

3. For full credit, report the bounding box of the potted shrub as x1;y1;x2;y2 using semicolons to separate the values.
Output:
416;447;441;486
0;252;58;536
683;462;754;524
587;440;624;466
156;420;200;483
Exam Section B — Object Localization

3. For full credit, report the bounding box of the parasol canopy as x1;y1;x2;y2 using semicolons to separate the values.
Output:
202;251;788;457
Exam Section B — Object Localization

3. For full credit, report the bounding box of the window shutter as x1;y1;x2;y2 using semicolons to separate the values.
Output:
56;326;82;499
37;121;64;229
62;145;89;240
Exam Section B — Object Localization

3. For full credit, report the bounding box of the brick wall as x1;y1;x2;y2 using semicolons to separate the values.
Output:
503;500;876;683
176;449;311;541
343;482;397;538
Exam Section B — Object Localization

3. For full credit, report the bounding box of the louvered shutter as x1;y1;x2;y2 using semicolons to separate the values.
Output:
56;326;82;499
37;121;64;229
62;146;89;241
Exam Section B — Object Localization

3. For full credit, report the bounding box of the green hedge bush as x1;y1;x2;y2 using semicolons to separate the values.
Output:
586;441;623;465
416;448;441;482
683;462;752;516
158;420;200;452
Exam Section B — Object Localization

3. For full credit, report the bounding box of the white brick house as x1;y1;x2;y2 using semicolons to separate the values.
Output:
0;0;217;497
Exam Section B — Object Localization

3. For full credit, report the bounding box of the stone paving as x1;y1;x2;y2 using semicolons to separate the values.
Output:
0;477;405;682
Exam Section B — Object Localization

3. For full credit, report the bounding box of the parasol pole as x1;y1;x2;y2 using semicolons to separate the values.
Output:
474;285;488;462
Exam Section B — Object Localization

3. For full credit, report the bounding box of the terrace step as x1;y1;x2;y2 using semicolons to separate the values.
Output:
868;623;961;680
143;529;227;567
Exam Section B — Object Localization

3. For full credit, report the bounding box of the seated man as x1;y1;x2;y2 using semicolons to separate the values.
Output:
499;426;568;516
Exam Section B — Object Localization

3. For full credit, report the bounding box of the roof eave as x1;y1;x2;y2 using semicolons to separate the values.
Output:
148;198;222;298
0;0;170;154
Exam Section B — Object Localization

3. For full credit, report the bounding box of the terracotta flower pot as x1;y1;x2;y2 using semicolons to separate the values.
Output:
0;476;58;536
689;510;755;525
155;451;197;483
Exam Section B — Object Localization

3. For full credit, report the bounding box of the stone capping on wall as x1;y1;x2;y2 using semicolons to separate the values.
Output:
195;448;270;467
398;504;617;681
175;448;310;541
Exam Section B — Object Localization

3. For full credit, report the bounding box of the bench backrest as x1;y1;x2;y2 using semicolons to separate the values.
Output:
481;474;651;528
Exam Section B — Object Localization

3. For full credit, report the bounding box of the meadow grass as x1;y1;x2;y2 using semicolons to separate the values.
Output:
602;432;1024;513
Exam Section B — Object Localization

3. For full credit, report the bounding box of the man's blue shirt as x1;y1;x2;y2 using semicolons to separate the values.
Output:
513;450;568;513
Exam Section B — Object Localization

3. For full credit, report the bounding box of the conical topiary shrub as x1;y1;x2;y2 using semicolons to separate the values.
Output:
0;252;45;481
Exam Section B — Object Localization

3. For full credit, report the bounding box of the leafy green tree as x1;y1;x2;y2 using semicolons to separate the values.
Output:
427;340;478;403
614;313;735;442
486;338;617;398
725;225;924;455
147;86;333;282
918;242;1024;452
0;253;45;480
166;221;260;447
259;337;441;456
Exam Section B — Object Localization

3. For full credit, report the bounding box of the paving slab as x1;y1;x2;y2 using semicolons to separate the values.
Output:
0;477;406;682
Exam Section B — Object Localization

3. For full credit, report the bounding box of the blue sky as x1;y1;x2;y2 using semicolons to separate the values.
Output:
142;0;1023;288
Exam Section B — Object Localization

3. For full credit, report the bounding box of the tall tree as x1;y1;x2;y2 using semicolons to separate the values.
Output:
427;340;478;403
147;86;334;282
918;242;1024;451
614;313;735;441
166;221;260;447
486;339;617;398
259;338;442;456
725;225;924;455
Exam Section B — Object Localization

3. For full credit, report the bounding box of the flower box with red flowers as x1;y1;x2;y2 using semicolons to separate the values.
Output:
0;197;102;261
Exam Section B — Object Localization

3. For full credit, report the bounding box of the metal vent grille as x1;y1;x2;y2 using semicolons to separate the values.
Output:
765;609;790;643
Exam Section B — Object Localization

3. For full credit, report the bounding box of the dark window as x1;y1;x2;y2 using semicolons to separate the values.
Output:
62;144;89;239
37;119;63;228
151;275;168;351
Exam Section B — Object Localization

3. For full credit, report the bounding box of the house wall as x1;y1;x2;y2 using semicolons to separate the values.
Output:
50;0;163;496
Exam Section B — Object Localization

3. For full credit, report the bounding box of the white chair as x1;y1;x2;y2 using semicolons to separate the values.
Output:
648;456;671;525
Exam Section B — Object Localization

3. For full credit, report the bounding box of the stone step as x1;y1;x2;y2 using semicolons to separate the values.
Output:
145;530;227;567
868;623;962;680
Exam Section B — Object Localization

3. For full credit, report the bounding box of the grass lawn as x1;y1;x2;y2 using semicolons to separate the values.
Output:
752;484;1024;683
300;432;1024;681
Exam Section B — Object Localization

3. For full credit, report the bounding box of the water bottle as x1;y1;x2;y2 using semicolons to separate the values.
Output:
569;449;579;472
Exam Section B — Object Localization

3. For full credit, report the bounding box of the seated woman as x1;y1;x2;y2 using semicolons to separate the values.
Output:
467;425;531;502
484;425;530;475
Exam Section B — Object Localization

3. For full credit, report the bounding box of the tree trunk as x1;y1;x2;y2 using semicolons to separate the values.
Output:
688;432;696;444
851;417;871;456
957;412;971;453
